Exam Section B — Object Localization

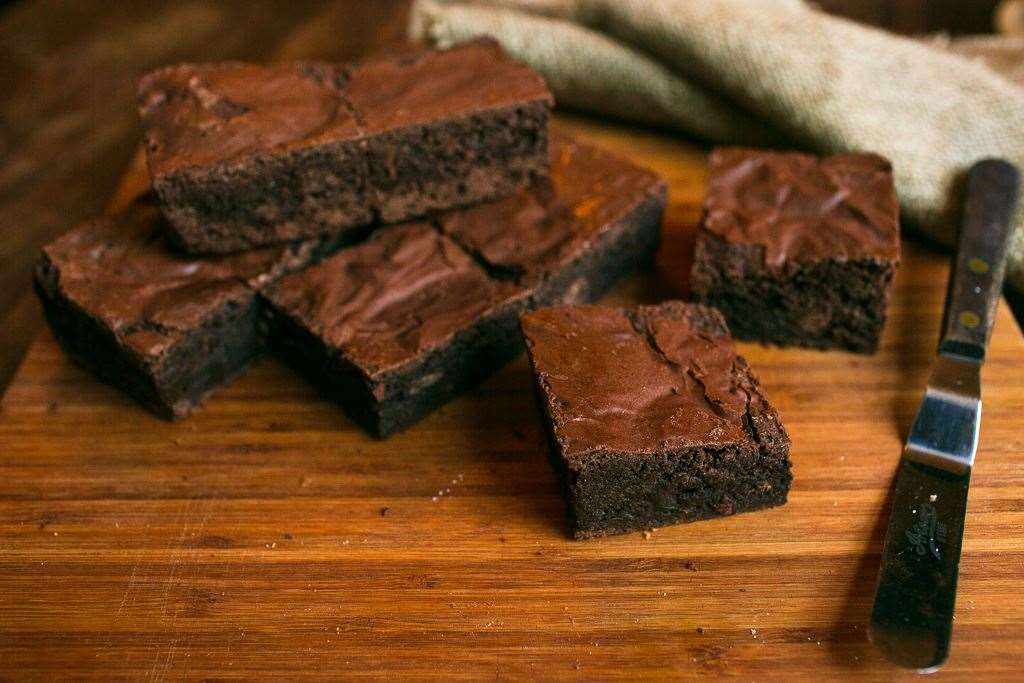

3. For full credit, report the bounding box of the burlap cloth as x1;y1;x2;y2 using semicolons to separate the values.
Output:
409;0;1024;295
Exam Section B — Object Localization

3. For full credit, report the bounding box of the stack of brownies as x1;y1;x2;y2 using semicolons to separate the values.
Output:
34;39;667;438
35;39;903;539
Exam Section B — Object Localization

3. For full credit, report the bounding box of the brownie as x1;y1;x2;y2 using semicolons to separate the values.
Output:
138;39;553;253
690;147;901;353
520;302;792;539
263;136;667;437
33;197;339;419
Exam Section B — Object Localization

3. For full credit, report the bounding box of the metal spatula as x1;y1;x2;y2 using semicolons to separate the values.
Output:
869;158;1020;672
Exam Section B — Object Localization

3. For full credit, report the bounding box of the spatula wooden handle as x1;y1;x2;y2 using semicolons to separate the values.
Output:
939;159;1020;361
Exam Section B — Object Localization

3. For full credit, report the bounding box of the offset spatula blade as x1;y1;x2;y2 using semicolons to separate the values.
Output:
869;159;1020;672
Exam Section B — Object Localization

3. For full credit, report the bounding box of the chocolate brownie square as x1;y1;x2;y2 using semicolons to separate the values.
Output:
521;302;792;539
33;197;338;419
690;147;901;353
264;136;666;437
138;39;553;253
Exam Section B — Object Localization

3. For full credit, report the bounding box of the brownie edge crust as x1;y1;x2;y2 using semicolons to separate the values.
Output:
521;302;792;539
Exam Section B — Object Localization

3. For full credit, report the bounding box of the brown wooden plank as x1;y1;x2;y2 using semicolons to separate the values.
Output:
1;111;1023;679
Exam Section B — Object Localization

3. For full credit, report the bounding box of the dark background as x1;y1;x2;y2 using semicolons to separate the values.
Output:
818;0;1002;34
0;0;1013;394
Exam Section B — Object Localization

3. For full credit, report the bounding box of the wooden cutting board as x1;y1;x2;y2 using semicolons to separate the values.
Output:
2;115;1023;680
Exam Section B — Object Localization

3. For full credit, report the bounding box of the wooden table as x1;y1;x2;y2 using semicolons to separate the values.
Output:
2;112;1023;680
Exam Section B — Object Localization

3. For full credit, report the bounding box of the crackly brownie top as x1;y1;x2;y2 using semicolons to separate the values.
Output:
702;147;900;267
138;61;357;177
438;135;664;283
264;223;524;376
138;39;552;177
38;199;315;360
522;302;768;459
345;37;552;135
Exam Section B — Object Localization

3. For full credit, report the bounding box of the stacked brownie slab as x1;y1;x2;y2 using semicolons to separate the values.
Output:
35;40;667;436
138;39;554;253
265;138;665;437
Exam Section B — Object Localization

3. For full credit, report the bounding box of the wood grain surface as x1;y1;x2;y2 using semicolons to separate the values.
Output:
2;113;1023;680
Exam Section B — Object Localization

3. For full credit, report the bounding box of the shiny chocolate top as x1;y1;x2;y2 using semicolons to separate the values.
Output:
138;39;552;177
39;199;315;360
345;38;552;135
438;135;664;282
138;61;356;177
702;147;900;267
264;223;523;376
522;302;763;459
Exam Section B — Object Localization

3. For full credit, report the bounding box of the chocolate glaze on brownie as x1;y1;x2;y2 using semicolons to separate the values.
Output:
527;305;749;455
265;223;523;377
139;62;356;178
346;39;553;135
264;135;667;437
139;39;554;253
34;197;335;418
702;148;900;268
691;147;901;353
438;140;663;288
521;302;791;539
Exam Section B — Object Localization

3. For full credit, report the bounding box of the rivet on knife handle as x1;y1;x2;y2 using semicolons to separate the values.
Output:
939;159;1020;361
869;158;1020;673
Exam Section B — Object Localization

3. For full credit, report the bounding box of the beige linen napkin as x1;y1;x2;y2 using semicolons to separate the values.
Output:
410;0;1024;294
